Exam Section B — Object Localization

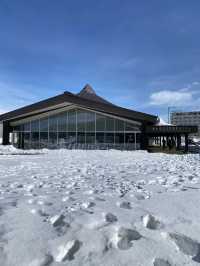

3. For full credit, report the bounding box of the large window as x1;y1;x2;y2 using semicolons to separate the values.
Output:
24;122;30;132
58;132;67;146
31;132;39;149
86;133;95;144
115;120;124;131
96;132;105;143
125;122;140;132
24;132;30;149
125;133;135;143
68;110;76;131
11;108;141;149
77;110;86;132
58;112;67;132
49;132;57;148
31;120;39;132
115;133;124;143
40;132;48;148
105;117;114;132
105;133;114;143
86;112;95;132
49;115;57;132
40;118;48;132
68;132;76;144
77;132;85;143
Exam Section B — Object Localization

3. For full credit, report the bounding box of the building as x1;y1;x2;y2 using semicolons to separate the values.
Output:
171;111;200;136
0;84;197;151
0;123;2;143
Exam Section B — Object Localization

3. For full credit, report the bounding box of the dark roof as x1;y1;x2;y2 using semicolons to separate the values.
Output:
0;85;157;124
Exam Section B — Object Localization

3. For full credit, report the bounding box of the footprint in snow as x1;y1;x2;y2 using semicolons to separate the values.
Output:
55;240;82;262
142;214;162;230
29;254;53;266
153;258;172;266
30;208;49;217
50;214;66;227
117;227;142;250
103;212;118;223
81;201;95;209
37;200;53;206
133;193;145;200
0;207;3;216
117;201;132;209
95;196;106;202
167;232;200;263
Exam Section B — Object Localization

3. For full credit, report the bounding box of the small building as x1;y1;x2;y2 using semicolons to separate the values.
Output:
171;111;200;136
0;84;197;151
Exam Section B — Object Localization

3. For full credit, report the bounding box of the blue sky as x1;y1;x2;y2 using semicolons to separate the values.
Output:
0;0;200;120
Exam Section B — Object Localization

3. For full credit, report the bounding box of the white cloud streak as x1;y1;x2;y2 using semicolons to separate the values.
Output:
149;80;200;107
150;90;193;106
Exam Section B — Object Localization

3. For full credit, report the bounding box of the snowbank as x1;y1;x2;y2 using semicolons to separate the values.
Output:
0;145;47;155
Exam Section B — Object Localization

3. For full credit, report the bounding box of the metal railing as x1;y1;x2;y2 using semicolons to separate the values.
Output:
146;125;198;134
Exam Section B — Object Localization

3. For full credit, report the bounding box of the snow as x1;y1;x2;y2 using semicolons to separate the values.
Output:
0;146;200;265
193;137;200;145
156;117;172;126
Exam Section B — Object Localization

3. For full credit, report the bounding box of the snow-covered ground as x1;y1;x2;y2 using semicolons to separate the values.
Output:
0;146;200;266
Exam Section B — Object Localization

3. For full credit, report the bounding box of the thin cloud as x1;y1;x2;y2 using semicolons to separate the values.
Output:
149;89;198;107
192;81;200;86
149;80;200;107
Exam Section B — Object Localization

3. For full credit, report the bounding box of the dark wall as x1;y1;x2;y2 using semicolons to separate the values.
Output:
140;124;148;150
2;121;12;145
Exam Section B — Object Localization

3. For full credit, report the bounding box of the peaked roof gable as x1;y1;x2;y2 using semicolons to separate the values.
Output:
77;84;114;106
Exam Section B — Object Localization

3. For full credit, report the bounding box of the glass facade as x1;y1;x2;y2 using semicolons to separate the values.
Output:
12;108;141;149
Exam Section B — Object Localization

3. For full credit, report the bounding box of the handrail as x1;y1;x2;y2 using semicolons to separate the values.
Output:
146;125;198;134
